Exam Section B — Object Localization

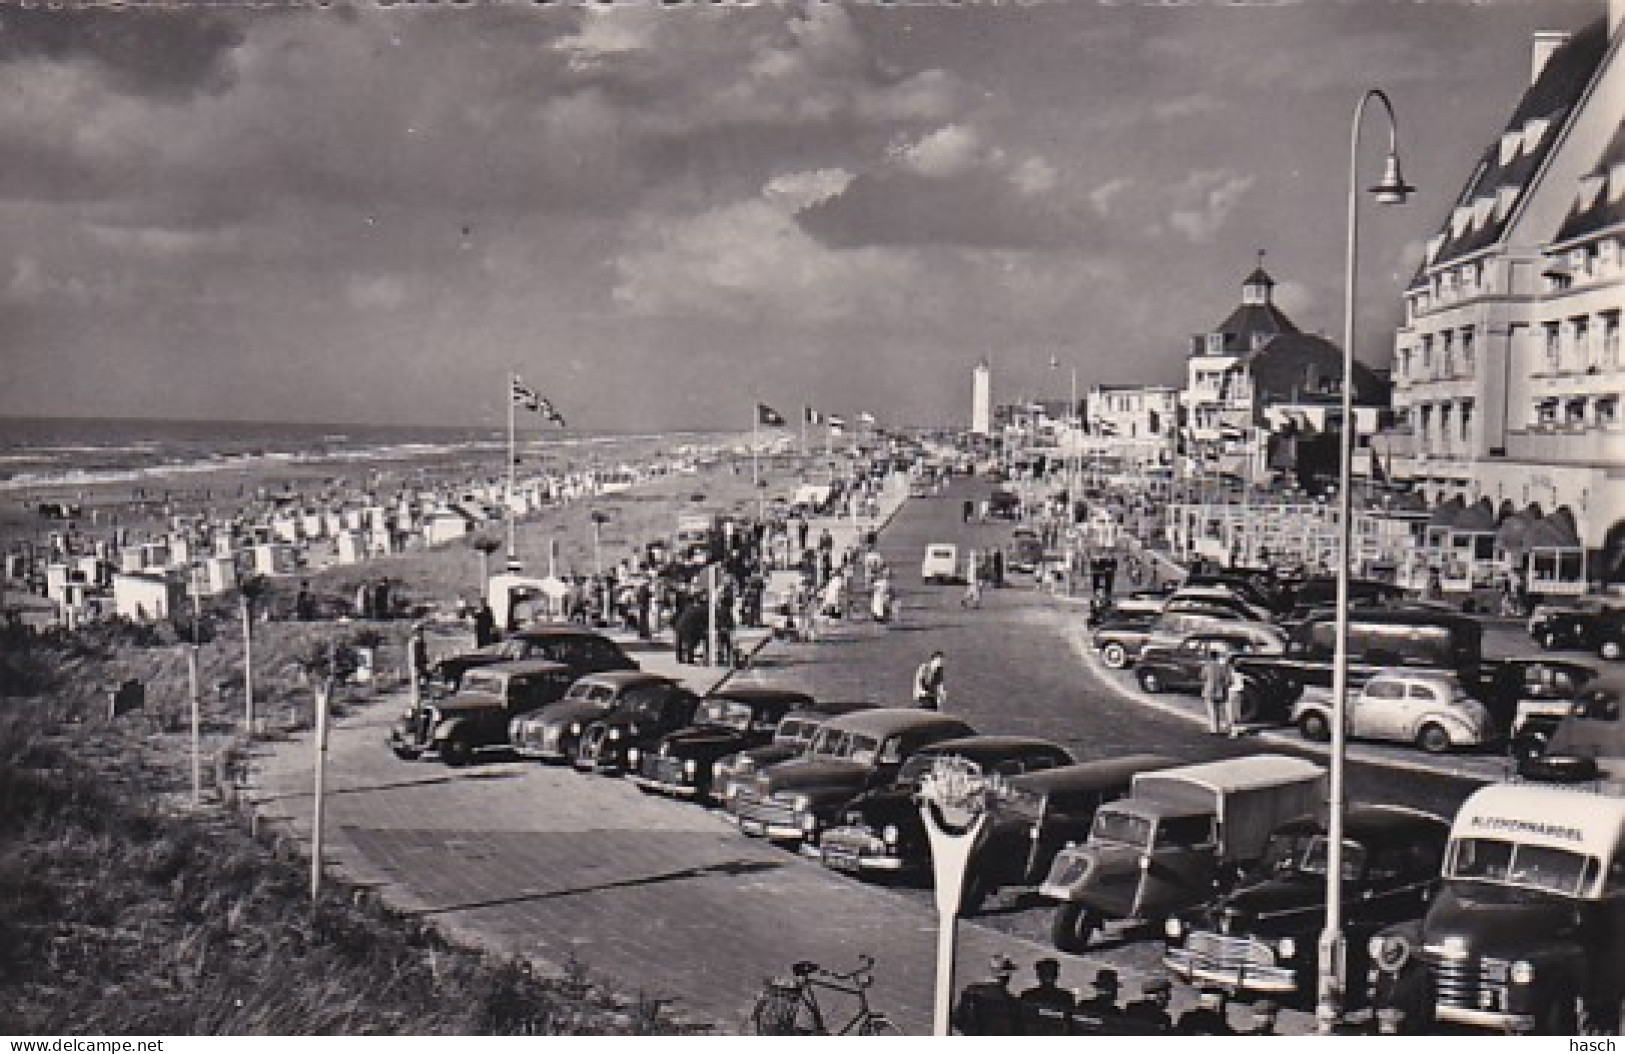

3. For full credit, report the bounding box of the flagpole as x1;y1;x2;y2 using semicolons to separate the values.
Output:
753;403;760;489
506;371;517;569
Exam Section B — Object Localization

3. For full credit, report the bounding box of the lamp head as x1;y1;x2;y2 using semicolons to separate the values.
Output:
1368;152;1415;205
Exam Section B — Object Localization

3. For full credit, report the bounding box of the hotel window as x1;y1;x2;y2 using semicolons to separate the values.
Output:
1419;404;1434;438
1606;312;1621;367
1422;335;1434;377
1441;330;1455;378
1545;324;1561;372
1575;316;1592;368
1206;333;1225;355
1459;327;1475;376
1439;403;1454;442
1536;399;1558;426
1460;401;1475;442
1566;398;1587;426
1599;396;1620;427
1399;348;1412;379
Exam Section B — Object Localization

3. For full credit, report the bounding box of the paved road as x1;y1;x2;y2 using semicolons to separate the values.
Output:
247;472;1513;1036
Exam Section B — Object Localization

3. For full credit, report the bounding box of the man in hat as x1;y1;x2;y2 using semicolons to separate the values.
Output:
1018;958;1075;1035
1243;999;1279;1036
952;953;1021;1035
1120;977;1174;1033
1175;990;1235;1035
1076;968;1122;1021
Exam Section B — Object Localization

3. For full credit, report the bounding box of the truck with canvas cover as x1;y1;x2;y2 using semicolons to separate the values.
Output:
1038;754;1326;951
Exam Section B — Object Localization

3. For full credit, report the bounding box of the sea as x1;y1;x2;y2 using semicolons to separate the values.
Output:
0;416;731;493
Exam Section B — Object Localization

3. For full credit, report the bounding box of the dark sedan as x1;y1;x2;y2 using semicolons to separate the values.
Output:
712;701;877;805
630;687;815;801
1134;627;1287;695
574;687;701;775
432;625;638;690
1528;603;1625;661
1163;805;1449;1008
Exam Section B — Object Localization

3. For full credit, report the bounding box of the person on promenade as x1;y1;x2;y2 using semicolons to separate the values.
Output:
1120;977;1174;1033
1202;646;1235;737
473;600;497;647
953;954;1021;1036
913;650;946;710
1018;958;1075;1035
870;571;892;623
1175;991;1234;1035
961;551;983;609
408;623;430;687
295;581;316;622
1076;968;1122;1021
1242;999;1279;1036
962;499;975;524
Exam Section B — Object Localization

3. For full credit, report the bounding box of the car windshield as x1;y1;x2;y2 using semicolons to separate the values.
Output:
460;671;504;694
846;734;882;765
996;786;1046;821
1091;809;1152;849
775;717;812;745
1447;838;1598;897
698;699;754;730
566;682;613;703
1262;834;1367;881
495;640;528;660
809;727;852;757
616;695;667;721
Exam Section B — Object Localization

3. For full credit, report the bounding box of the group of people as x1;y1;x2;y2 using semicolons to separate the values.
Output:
953;956;1279;1036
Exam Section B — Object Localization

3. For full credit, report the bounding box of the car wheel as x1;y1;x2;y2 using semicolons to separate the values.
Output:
1101;642;1130;669
1298;711;1331;743
440;738;474;767
1416;723;1452;755
1051;902;1100;953
1511;735;1548;763
1137;669;1163;694
391;746;422;762
1601;640;1624;662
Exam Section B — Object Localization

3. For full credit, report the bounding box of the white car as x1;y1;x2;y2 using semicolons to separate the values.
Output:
921;543;960;584
1292;670;1492;754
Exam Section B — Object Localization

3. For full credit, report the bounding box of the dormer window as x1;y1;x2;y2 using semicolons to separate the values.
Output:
1494;186;1519;222
1251;331;1269;352
1523;116;1551;151
1498;129;1523;166
1206;332;1225;356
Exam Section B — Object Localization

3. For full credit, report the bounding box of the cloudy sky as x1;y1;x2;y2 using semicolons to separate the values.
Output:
0;0;1603;431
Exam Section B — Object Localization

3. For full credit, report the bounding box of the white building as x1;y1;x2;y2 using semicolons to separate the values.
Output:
1084;384;1179;470
971;358;992;436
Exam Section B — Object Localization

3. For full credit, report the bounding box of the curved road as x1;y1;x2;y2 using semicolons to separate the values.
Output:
249;473;1494;1035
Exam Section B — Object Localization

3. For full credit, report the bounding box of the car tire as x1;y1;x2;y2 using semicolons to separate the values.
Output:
1298;711;1331;743
1601;640;1624;662
440;738;474;767
1051;902;1100;953
1101;642;1130;670
1137;669;1164;694
1416;723;1452;755
392;746;422;761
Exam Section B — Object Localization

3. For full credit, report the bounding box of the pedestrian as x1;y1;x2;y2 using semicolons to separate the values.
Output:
408;623;430;686
991;548;1005;588
1017;958;1075;1035
952;954;1022;1036
1243;999;1279;1036
1202;645;1232;736
1120;977;1174;1033
473;600;497;647
1175;990;1234;1035
1076;968;1122;1021
295;580;316;622
871;572;892;623
913;650;946;710
962;499;974;524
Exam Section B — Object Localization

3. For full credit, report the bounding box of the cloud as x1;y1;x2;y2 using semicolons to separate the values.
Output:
1167;169;1256;243
1152;94;1223;121
0;7;244;100
764;168;855;210
890;123;993;179
346;275;410;311
1012;157;1059;196
1089;177;1134;216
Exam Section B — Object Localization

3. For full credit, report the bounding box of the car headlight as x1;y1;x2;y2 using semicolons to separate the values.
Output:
1371;933;1412;972
1164;918;1183;940
608;728;621;741
800;812;819;832
1510;960;1535;985
569;722;581;735
881;824;900;845
683;759;697;775
1277;937;1296;960
711;761;726;779
627;748;640;766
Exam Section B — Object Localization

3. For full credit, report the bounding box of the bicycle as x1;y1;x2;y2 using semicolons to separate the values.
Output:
750;955;901;1035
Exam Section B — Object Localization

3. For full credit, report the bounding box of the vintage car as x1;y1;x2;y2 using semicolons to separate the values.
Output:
1293;670;1494;754
629;686;815;801
1166;587;1275;624
1500;657;1601;760
389;659;576;766
821;753;1176;909
728;708;975;846
816;735;1075;880
1135;626;1288;696
1528;601;1625;660
1007;528;1045;574
920;543;960;584
432;624;638;690
573;684;701;776
508;670;686;763
1163;805;1449;1007
1093;609;1253;670
712;701;877;804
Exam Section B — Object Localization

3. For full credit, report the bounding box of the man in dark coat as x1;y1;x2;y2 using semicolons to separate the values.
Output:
953;955;1021;1035
473;601;498;647
1120;977;1174;1033
673;601;708;665
1018;958;1075;1035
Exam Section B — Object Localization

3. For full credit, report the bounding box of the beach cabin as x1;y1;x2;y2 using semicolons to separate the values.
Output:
487;572;571;628
334;530;365;565
44;563;71;604
140;542;170;570
201;555;237;596
251;543;299;577
117;549;145;575
423;507;478;546
113;572;183;622
270;516;301;544
301;512;326;540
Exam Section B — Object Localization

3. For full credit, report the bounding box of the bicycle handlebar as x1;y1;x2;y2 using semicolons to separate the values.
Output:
792;955;876;986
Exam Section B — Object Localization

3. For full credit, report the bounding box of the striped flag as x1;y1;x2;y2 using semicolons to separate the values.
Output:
805;406;824;425
513;376;567;427
826;414;847;430
858;411;876;425
757;403;787;427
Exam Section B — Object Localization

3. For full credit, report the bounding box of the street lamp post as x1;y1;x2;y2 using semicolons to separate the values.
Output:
1318;87;1413;1033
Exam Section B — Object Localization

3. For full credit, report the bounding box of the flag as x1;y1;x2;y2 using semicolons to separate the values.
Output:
512;376;541;411
858;411;876;425
757;403;786;427
1218;423;1246;441
804;406;824;425
535;397;567;428
826;414;847;429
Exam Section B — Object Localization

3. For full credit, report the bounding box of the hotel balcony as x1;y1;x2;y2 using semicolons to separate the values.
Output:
1500;425;1625;465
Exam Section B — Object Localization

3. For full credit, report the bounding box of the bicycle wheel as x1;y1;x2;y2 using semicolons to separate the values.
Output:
751;981;823;1035
859;1012;902;1036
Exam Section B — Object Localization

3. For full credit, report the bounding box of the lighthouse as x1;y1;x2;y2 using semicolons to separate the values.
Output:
971;359;992;436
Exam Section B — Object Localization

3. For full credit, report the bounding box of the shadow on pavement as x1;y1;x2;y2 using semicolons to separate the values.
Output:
415;857;787;917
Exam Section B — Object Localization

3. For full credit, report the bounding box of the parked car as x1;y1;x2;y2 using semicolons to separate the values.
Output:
921;543;961;584
816;735;1074;881
432;625;638;690
1182;573;1289;616
1135;626;1288;695
1294;670;1494;754
822;754;1176;911
988;489;1020;518
1163;805;1449;1007
629;686;814;801
1093;609;1253;670
712;701;876;805
1008;529;1045;574
574;684;701;775
728;708;975;846
1280;577;1407;620
389;659;577;765
508;670;686;763
1039;754;1326;951
1166;587;1275;623
1499;657;1601;760
1527;603;1625;661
